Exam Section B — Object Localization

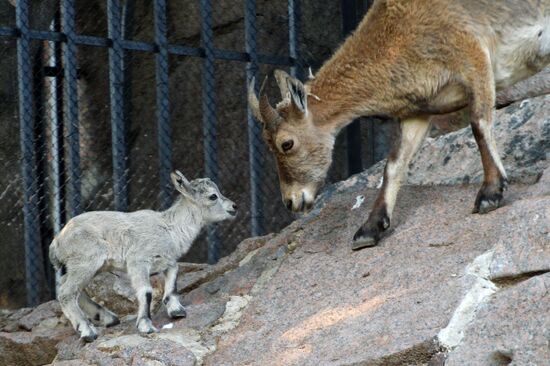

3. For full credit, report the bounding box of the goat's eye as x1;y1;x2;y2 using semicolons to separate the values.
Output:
281;140;294;152
209;194;218;201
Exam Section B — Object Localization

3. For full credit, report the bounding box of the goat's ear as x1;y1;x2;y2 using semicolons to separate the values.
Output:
287;77;307;115
171;170;194;197
274;69;292;100
274;69;308;115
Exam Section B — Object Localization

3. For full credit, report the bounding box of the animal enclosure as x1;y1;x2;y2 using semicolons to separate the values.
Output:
0;0;390;308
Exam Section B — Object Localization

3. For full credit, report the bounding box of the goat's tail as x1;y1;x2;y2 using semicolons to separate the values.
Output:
49;239;67;296
48;238;63;272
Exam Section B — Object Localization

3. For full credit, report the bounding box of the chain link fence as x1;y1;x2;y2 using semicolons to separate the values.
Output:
0;0;390;308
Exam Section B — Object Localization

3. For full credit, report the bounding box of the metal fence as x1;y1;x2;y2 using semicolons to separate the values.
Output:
0;0;389;308
0;0;308;308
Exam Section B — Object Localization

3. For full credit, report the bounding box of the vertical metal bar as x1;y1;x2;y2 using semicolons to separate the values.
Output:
61;0;82;217
108;0;129;211
17;0;41;306
122;0;135;201
33;43;54;298
288;0;302;79
50;12;66;240
154;0;172;210
342;0;363;175
244;0;264;237
49;12;66;295
200;0;220;264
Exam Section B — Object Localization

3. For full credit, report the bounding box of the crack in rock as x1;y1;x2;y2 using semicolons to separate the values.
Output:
437;250;498;350
492;269;550;288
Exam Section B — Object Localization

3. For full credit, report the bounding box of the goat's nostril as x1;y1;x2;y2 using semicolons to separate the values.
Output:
285;199;293;210
232;204;237;211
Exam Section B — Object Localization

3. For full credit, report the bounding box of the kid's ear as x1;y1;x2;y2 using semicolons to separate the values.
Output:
171;170;194;198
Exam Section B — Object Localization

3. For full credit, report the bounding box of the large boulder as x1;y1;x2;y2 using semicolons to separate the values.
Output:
206;169;549;365
0;96;548;365
326;94;550;196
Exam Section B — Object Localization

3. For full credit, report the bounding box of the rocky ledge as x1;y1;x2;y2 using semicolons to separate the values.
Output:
1;95;549;365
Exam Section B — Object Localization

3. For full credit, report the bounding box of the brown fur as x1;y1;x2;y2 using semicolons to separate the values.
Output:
249;0;550;246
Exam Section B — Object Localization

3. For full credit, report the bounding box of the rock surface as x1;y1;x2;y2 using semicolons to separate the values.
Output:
0;97;548;365
446;274;550;366
326;94;550;197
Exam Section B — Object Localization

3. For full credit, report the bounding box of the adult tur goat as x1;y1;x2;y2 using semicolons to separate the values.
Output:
249;0;550;250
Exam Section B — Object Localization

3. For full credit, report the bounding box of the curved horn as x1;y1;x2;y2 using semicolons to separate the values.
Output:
247;77;263;123
274;69;291;99
259;76;280;127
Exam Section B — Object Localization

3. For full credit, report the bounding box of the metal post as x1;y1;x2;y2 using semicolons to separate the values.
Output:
49;12;67;239
33;43;54;298
61;0;82;217
244;0;264;237
154;0;172;210
16;0;42;306
200;0;220;264
341;0;366;175
122;0;135;202
48;12;66;295
288;0;303;79
108;0;129;211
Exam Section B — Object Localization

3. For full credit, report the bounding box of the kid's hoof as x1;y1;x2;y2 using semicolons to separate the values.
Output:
77;323;98;342
165;296;187;319
105;316;120;328
138;325;158;334
352;227;379;250
137;318;158;334
81;333;98;342
168;308;187;319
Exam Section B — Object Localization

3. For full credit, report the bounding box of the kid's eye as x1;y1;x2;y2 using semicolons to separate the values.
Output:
209;194;218;201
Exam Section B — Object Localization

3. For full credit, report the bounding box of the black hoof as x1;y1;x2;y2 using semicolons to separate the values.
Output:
352;227;379;251
473;179;506;214
168;309;187;319
475;197;502;214
81;333;98;343
105;317;120;328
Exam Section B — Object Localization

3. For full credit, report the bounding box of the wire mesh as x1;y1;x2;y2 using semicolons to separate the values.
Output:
0;0;366;308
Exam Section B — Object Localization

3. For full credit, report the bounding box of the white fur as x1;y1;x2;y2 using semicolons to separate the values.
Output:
538;17;550;56
494;18;550;89
49;174;236;341
479;119;507;179
384;117;431;219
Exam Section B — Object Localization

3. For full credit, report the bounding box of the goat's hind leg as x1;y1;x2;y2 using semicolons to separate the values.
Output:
352;117;431;250
463;48;508;214
58;261;103;342
128;262;157;334
79;292;120;327
163;264;186;319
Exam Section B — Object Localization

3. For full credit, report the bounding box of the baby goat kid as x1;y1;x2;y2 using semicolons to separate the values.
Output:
49;171;237;341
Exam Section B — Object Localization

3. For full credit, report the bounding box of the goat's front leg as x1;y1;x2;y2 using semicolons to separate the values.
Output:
128;262;157;334
163;264;186;319
353;117;431;250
